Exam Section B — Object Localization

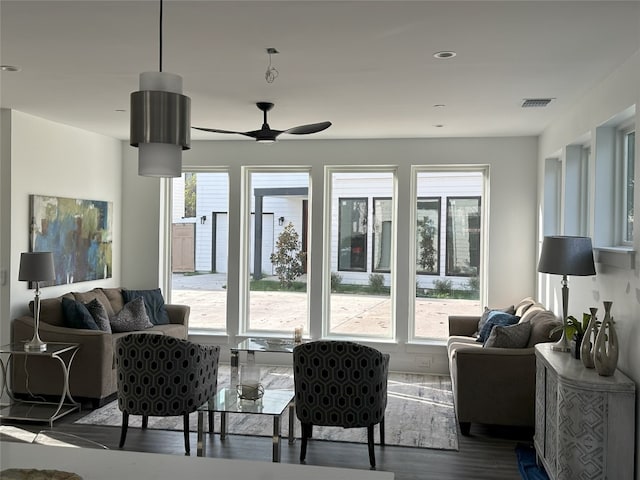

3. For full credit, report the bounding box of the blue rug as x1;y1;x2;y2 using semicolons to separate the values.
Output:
516;443;550;480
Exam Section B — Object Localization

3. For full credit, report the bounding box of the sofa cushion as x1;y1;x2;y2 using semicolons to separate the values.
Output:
85;298;112;333
525;310;561;348
109;297;153;333
61;297;100;330
520;304;546;324
515;297;536;317
73;288;115;318
122;288;170;325
32;294;74;327
477;305;516;336
101;287;125;314
484;321;532;348
477;312;520;344
150;323;188;339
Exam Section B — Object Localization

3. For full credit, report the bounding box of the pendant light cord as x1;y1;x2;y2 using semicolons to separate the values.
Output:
159;0;163;72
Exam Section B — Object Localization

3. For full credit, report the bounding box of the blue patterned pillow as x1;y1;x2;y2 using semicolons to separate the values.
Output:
477;312;520;344
61;297;100;330
122;288;169;325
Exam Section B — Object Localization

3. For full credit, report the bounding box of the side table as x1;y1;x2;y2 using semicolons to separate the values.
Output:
0;342;81;426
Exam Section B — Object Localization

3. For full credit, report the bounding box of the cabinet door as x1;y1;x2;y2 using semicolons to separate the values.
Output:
556;385;606;479
534;362;546;452
545;372;558;479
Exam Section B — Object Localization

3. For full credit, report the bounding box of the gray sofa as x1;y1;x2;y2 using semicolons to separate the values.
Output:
11;287;189;407
447;297;560;435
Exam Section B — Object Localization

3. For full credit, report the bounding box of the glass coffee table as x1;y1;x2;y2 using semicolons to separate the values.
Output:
230;337;301;388
196;387;295;462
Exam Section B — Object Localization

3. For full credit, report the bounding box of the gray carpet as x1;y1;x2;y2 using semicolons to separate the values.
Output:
75;365;458;451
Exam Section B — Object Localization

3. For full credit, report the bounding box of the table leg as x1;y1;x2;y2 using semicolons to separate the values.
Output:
220;411;227;441
197;411;206;457
50;349;81;426
288;401;296;444
272;416;281;462
230;349;239;390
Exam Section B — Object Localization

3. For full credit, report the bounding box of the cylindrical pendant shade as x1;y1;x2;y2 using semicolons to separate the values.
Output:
18;252;55;281
538;236;596;276
130;71;190;178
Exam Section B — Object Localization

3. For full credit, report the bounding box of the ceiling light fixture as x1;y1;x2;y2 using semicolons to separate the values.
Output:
433;51;456;59
265;48;279;84
1;65;21;72
130;0;190;178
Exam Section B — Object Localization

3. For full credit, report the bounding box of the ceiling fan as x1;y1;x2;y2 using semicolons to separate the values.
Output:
193;102;331;142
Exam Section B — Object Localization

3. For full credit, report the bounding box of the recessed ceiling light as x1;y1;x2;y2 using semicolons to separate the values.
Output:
433;104;446;108
1;65;21;72
115;109;127;113
433;124;444;128
433;51;456;59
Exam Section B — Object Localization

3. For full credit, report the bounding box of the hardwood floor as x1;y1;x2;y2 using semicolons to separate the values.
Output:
1;408;532;480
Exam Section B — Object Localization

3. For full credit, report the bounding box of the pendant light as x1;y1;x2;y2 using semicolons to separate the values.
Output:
130;0;190;177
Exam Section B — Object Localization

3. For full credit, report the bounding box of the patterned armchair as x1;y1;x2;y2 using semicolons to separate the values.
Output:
115;334;220;454
293;341;389;469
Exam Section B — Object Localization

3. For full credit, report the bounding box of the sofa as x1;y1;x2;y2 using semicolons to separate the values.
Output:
11;287;189;407
447;297;561;435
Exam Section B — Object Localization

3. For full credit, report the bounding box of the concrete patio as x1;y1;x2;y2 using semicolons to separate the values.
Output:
171;273;480;339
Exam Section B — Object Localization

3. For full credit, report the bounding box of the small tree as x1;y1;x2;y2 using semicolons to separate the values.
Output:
270;222;306;289
417;216;437;272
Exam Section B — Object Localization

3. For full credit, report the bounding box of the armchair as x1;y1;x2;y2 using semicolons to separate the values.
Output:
293;341;389;470
115;334;219;454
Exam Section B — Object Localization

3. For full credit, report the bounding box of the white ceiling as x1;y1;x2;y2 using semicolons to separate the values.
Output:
1;1;639;141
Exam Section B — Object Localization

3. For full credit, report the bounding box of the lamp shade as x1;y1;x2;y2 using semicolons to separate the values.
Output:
18;252;55;282
537;236;596;276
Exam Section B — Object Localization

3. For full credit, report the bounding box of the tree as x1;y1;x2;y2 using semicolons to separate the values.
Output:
184;173;196;218
270;222;306;289
417;216;437;272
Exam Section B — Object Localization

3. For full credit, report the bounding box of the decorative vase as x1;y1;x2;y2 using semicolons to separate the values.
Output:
581;307;598;368
594;301;618;376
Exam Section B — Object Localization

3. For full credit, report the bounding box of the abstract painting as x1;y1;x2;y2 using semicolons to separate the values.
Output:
30;194;113;286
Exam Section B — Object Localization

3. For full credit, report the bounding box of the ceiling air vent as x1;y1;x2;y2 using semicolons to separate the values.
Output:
522;98;553;108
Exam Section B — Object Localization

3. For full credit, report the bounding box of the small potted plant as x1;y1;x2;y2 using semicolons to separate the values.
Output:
551;313;591;359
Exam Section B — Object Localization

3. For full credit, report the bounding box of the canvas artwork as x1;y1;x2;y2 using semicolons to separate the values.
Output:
30;194;113;286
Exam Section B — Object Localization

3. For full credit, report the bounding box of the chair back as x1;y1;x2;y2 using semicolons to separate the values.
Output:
116;334;219;417
293;340;389;428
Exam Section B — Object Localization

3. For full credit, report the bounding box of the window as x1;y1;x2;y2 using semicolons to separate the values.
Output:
416;198;440;275
184;172;196;218
623;129;635;243
329;171;394;338
446;197;481;277
372;198;392;272
338;198;368;272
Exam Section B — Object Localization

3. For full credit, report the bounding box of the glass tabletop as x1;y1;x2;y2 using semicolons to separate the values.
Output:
232;338;302;354
198;388;294;416
0;342;79;356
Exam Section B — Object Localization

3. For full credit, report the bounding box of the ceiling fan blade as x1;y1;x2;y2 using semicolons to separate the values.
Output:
192;126;259;139
284;121;332;135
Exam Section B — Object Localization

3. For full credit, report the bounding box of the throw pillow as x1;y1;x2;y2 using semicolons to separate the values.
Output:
484;321;532;348
122;288;170;325
61;297;100;331
84;298;112;333
476;312;520;344
476;305;516;336
110;297;154;333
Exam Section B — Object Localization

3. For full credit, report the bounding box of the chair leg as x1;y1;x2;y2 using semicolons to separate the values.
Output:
208;411;214;434
142;415;148;429
300;422;311;464
183;414;191;455
379;417;385;446
119;412;129;449
367;424;376;470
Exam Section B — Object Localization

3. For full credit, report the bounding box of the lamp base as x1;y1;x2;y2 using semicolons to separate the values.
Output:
24;338;47;352
550;342;571;352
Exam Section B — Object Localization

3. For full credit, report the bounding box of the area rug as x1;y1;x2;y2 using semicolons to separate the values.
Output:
516;443;550;480
75;365;458;451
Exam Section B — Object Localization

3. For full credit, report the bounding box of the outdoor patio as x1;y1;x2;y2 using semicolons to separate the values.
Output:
171;274;480;339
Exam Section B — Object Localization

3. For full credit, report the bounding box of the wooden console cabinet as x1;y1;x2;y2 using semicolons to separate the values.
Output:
534;343;635;479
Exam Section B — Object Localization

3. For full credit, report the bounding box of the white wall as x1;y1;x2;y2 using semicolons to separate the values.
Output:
1;110;122;344
122;136;538;373
538;51;640;478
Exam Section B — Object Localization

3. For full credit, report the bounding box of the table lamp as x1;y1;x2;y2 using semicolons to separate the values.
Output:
18;252;55;351
537;236;596;351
